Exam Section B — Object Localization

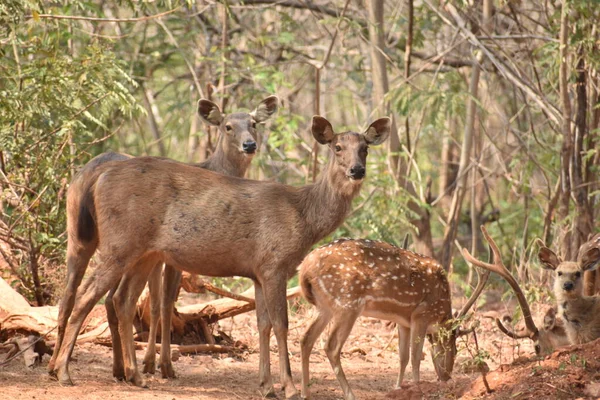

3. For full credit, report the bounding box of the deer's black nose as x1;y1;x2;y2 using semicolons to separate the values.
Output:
349;165;365;179
563;282;574;291
242;140;257;154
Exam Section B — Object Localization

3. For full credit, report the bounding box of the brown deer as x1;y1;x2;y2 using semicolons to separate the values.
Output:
462;226;572;356
299;238;485;400
50;116;390;399
494;306;569;355
538;236;600;345
47;96;279;380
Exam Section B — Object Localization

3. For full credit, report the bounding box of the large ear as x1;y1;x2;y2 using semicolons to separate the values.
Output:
580;247;600;272
311;116;335;144
363;117;391;145
538;247;560;271
197;99;224;126
251;95;279;123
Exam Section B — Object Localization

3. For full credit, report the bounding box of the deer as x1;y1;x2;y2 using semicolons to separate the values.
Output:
538;234;600;345
298;238;487;400
462;226;572;356
47;96;279;381
49;115;391;399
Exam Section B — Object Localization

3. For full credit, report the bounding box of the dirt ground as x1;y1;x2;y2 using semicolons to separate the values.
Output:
1;294;599;399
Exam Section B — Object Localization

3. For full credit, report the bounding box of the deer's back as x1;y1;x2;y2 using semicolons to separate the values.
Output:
92;157;312;279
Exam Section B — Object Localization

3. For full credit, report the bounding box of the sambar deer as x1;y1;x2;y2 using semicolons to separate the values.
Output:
47;96;279;380
462;226;571;356
299;238;486;400
50;115;390;399
538;234;600;345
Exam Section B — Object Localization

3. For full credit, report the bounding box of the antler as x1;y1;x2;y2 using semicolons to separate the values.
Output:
495;316;531;339
462;225;539;340
457;255;490;319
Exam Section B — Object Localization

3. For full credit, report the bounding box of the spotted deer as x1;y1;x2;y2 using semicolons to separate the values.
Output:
299;238;484;400
50;116;390;399
47;96;279;380
462;226;571;356
538;235;600;345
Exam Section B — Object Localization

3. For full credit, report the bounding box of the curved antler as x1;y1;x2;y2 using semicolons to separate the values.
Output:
461;225;539;340
457;263;490;319
495;316;531;339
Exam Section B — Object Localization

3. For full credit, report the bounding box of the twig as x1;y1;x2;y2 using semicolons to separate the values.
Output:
28;6;182;22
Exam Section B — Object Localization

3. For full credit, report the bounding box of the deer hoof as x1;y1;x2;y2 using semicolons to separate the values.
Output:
113;366;126;381
128;374;147;388
258;385;276;398
160;362;176;379
57;371;74;386
142;360;156;375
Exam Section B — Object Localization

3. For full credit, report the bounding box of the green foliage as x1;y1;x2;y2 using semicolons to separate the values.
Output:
0;2;141;303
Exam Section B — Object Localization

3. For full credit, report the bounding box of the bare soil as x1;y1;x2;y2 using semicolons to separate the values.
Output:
1;295;599;399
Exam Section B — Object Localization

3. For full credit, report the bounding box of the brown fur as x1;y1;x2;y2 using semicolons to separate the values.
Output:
299;239;459;400
50;116;390;399
48;96;279;382
539;240;600;345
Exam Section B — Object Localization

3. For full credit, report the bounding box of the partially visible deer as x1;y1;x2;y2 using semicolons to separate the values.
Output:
462;226;572;356
50;116;390;399
299;238;485;400
47;96;279;380
494;306;569;355
538;236;600;345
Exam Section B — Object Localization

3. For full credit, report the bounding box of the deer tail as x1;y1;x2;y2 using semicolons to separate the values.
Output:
300;270;317;306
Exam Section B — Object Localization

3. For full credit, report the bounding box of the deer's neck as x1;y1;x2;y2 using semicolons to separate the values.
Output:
197;137;252;178
298;157;362;246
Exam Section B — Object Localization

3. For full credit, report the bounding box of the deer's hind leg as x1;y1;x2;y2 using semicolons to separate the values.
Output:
112;256;158;388
48;241;96;373
324;309;361;400
395;325;410;388
300;309;332;400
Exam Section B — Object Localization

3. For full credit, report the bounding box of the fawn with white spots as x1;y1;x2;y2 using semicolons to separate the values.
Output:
299;238;482;400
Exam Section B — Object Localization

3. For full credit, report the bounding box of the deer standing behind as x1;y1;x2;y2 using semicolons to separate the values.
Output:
299;238;483;400
50;116;390;399
462;226;573;356
47;96;279;381
538;234;600;345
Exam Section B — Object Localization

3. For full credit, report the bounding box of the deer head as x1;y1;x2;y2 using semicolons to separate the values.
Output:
538;243;600;301
312;116;390;182
197;95;279;156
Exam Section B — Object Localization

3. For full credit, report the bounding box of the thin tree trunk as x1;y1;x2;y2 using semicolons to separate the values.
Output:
558;2;572;259
141;83;166;157
439;0;490;271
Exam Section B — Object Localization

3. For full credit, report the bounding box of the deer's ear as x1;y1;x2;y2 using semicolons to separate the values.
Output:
198;99;224;126
363;117;391;145
580;247;600;272
543;307;556;331
311;116;335;144
250;95;279;123
538;247;560;271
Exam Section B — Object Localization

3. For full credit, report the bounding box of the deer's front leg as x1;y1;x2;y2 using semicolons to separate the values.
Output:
261;276;299;399
254;280;275;397
142;263;163;374
105;286;125;380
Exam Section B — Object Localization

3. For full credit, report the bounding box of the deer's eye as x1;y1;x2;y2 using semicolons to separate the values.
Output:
557;271;563;276
335;145;342;152
575;272;581;278
534;344;541;354
252;121;257;129
226;124;232;132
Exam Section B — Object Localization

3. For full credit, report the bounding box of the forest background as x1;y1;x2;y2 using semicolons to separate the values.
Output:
1;0;599;309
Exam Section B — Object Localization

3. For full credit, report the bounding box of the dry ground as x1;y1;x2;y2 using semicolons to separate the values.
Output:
1;294;599;399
